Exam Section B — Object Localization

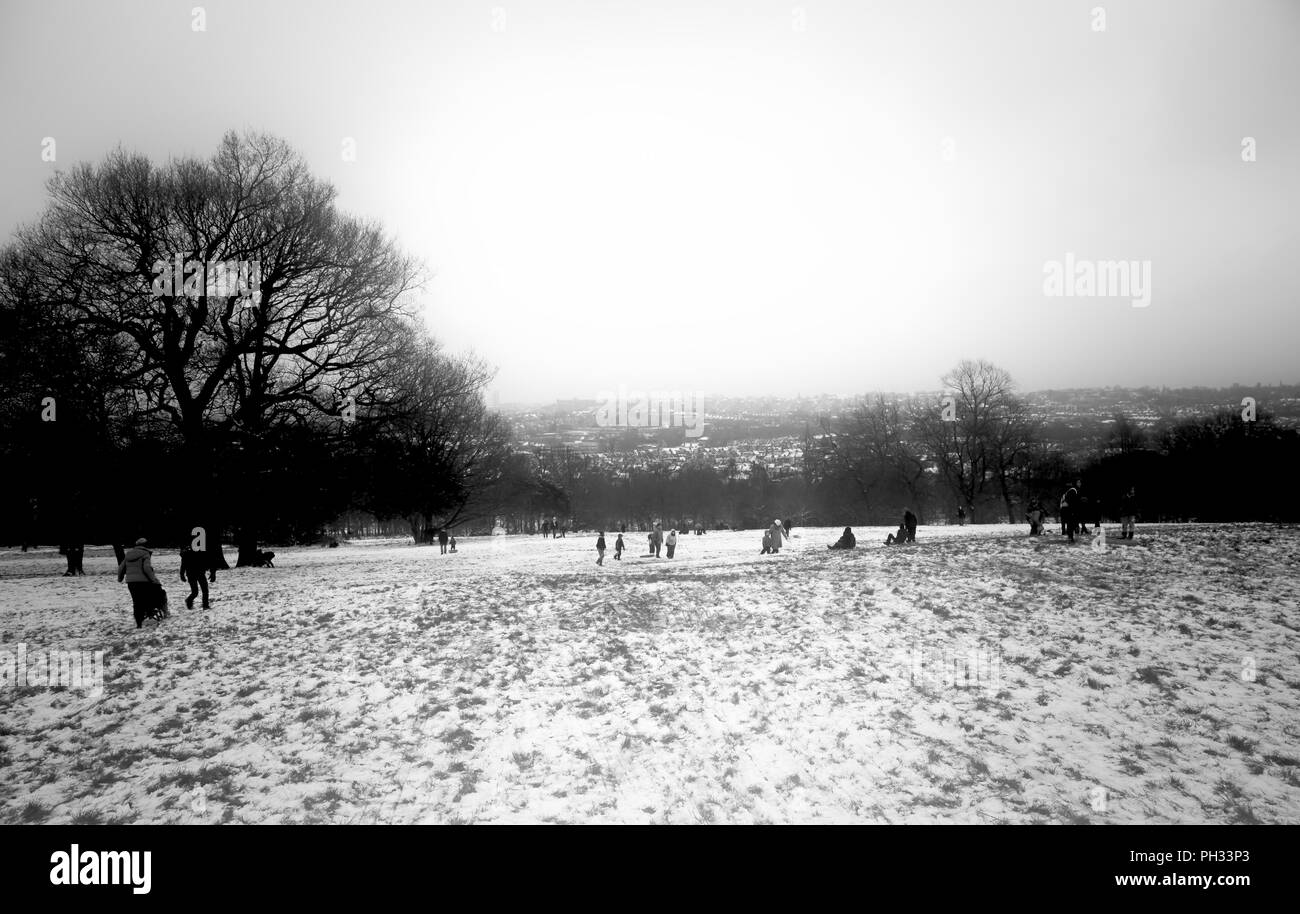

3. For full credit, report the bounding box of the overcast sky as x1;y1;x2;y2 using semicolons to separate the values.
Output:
2;0;1297;403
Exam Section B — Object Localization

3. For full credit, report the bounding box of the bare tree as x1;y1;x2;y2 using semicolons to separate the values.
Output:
915;359;1038;522
2;131;421;562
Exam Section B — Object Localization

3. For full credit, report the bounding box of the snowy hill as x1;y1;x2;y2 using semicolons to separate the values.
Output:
1;524;1297;824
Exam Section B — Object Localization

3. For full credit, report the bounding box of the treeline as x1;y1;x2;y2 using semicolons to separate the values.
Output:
0;132;519;562
479;361;1300;531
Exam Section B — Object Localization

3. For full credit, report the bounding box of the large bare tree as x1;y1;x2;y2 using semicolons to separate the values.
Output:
2;131;421;562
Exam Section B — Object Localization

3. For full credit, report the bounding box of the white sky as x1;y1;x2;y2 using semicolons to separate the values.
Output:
1;0;1297;403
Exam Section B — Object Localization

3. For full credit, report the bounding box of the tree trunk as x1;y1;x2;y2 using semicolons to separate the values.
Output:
235;525;260;567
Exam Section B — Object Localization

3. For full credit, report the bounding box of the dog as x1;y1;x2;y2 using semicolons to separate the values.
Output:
249;550;276;568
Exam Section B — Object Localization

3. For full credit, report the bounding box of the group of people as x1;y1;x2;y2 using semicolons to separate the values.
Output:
436;529;458;554
115;538;220;629
1056;481;1139;542
761;518;791;554
541;517;568;538
594;526;683;565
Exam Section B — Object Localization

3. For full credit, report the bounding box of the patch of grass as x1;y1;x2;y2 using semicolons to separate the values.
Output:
442;726;476;752
1226;734;1256;755
19;801;49;823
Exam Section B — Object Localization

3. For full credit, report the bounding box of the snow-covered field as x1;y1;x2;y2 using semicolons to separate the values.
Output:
2;524;1298;824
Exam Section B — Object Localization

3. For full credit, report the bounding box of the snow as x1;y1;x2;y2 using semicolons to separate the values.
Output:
1;524;1297;824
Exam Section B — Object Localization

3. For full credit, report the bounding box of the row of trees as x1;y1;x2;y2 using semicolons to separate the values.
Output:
485;360;1300;531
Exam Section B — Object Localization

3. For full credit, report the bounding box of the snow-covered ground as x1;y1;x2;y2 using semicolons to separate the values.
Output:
2;523;1297;824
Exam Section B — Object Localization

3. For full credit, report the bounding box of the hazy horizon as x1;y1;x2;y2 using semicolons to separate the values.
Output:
2;0;1298;403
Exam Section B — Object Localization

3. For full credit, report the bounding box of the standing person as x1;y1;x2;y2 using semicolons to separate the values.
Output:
1060;481;1083;542
1120;487;1138;539
652;522;664;557
761;529;773;554
449;535;457;553
180;546;211;609
665;529;677;559
118;537;162;629
596;532;606;566
957;506;966;526
614;533;624;560
438;529;449;554
903;510;918;543
646;532;655;556
782;518;792;538
552;516;559;539
767;519;788;553
541;519;549;538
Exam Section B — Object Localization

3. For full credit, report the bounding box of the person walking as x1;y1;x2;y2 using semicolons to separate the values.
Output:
614;533;624;560
665;529;677;559
438;529;449;554
118;537;163;629
180;545;211;609
767;519;788;553
596;532;606;566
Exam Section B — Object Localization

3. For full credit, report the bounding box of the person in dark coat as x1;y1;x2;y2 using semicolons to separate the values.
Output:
614;533;624;560
956;506;966;526
180;546;211;609
885;523;909;545
828;527;856;549
438;529;449;554
1060;481;1084;542
903;510;918;543
118;537;163;628
1119;487;1138;539
596;532;606;566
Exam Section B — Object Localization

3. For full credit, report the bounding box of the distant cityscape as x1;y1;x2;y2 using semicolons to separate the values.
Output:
498;384;1300;481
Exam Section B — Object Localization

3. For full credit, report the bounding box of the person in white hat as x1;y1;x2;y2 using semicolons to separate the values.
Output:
117;537;163;628
767;518;788;553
